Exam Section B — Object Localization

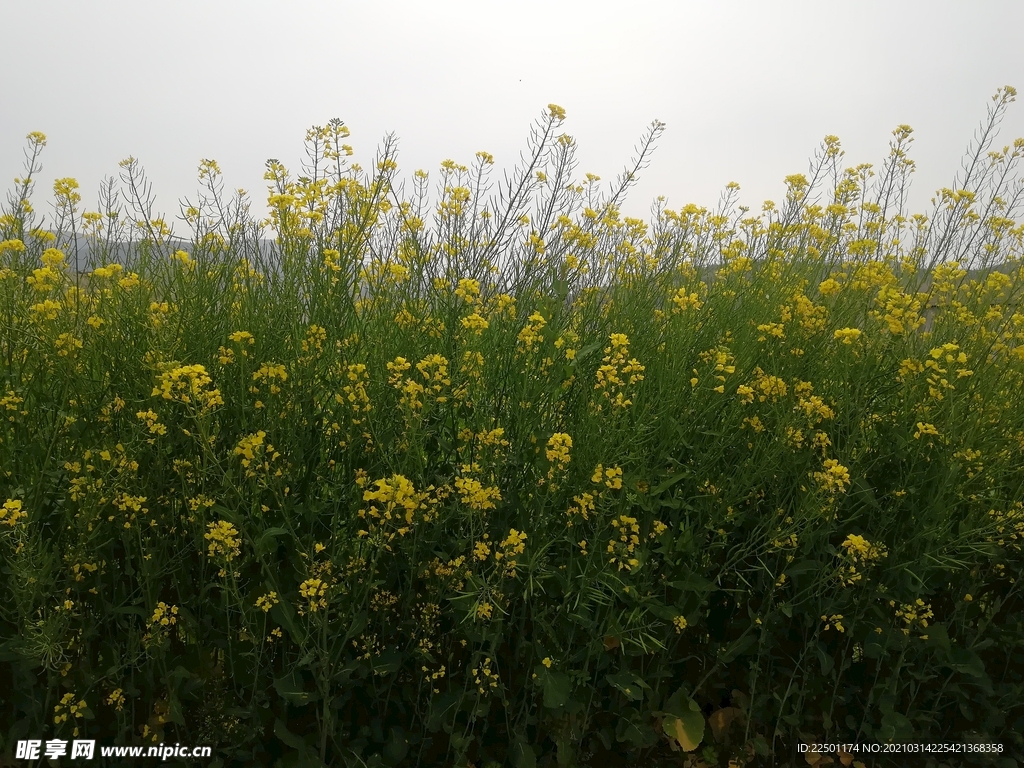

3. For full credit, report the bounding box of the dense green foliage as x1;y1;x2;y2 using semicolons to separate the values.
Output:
2;91;1023;767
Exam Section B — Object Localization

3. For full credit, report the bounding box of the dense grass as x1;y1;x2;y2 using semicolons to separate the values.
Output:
2;91;1024;767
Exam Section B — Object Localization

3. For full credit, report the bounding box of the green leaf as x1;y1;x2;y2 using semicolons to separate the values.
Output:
650;472;688;497
274;718;307;750
542;670;572;709
752;735;770;756
668;572;716;593
658;687;704;751
668;418;694;449
255;526;290;556
274;670;313;706
948;647;986;677
373;648;403;677
880;710;913;741
815;642;834;676
606;669;645;701
574;341;602;362
512;736;537;768
864;639;886;659
425;691;460;732
720;632;757;664
269;594;313;646
947;647;992;692
663;710;704;752
783;559;821;577
383;726;409;765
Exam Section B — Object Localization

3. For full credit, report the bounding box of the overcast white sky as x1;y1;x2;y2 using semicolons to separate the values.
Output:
3;0;1023;237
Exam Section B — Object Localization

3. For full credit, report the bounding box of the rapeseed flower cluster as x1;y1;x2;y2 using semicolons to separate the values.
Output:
234;431;281;477
205;520;242;567
454;277;482;306
1;499;26;527
454;468;502;512
255;592;279;613
791;291;828;333
594;333;645;410
218;330;255;365
416;354;451;401
335;363;372;425
471;657;500;695
839;533;888;585
544;432;572;483
152;364;224;410
517;311;547;353
298;578;330;614
607;514;641;572
358;474;435;549
987;502;1024;549
821;614;846;633
890;598;934;637
566;492;595;526
833;327;862;345
670;288;703;313
495;529;528;577
813;458;852;495
53;692;88;734
90;264;124;280
750;369;788;402
591;464;623;489
473;536;491;562
251;362;288;396
135;409;167;439
143;602;179;646
105;689;126;711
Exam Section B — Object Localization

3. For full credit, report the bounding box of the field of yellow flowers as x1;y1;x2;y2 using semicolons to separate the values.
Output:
2;90;1023;767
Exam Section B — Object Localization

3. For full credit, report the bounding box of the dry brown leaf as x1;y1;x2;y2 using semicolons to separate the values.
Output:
708;706;740;742
805;750;834;766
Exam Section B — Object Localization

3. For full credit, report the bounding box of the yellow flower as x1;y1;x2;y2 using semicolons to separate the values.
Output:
460;312;489;332
602;466;623;490
821;614;845;633
833;327;862;345
813;458;851;494
454;278;481;302
1;499;26;527
670;289;703;313
517;311;548;352
255;592;279;612
106;689;126;711
299;578;330;612
545;433;573;477
455;476;502;511
205;520;241;561
818;278;842;297
548;104;567;121
152;364;223;410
